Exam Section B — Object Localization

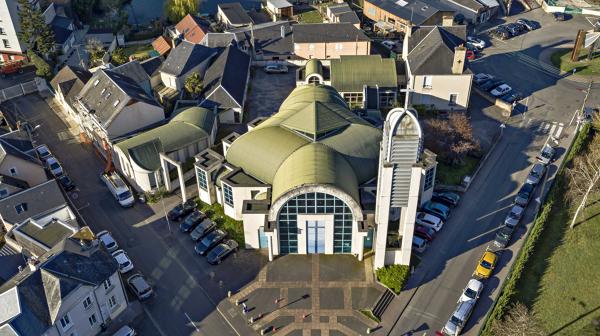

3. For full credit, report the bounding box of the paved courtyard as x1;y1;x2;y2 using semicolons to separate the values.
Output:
230;255;382;335
245;66;297;122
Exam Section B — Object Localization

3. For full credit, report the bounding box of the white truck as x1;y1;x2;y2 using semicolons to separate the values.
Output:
101;171;135;207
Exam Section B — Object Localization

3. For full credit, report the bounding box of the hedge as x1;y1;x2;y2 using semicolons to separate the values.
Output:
480;123;593;335
375;264;410;295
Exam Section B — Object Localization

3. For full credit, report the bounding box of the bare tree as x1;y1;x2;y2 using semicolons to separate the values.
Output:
566;133;600;229
423;113;479;165
490;302;545;336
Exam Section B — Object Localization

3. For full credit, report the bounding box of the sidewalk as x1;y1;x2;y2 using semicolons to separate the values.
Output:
100;301;144;335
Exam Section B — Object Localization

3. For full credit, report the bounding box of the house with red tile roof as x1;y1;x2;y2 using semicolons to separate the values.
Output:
175;14;209;44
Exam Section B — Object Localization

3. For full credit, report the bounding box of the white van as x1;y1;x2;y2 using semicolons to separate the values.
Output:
442;300;475;335
412;236;428;253
112;325;136;336
101;172;134;207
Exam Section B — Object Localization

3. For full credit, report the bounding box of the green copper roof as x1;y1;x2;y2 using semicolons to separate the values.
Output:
305;59;323;78
225;84;382;202
116;106;215;171
330;55;398;92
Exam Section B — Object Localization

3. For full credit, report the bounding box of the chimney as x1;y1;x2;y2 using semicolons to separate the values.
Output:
442;15;454;27
281;25;286;39
28;258;39;272
452;45;466;74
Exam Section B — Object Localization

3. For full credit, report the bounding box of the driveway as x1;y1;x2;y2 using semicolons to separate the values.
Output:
10;94;267;336
378;9;593;336
245;66;297;122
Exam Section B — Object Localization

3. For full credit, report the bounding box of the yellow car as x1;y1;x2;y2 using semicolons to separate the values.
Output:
473;251;498;279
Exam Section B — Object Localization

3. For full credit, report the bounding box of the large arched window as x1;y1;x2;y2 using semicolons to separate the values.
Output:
278;192;353;254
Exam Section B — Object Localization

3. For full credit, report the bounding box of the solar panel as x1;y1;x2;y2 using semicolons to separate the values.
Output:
396;0;408;6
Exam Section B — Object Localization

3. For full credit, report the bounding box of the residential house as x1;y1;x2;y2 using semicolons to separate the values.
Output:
0;231;128;336
139;56;165;89
200;45;251;123
292;23;370;60
85;28;115;47
159;41;218;92
229;21;294;61
50;65;92;122
111;60;152;95
446;0;499;24
402;25;472;111
75;69;165;156
152;36;172;56
326;3;361;28
201;33;236;49
43;3;76;56
363;0;455;34
266;0;294;20
0;244;25;285
217;3;254;29
0;0;29;63
297;56;398;109
175;14;209;44
114;106;217;193
0;135;46;196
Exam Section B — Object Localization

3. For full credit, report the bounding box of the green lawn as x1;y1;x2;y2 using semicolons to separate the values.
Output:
550;48;600;77
122;44;155;59
197;200;245;246
513;190;600;335
436;156;479;186
298;10;323;23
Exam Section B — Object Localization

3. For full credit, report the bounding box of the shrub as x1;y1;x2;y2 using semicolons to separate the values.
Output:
375;264;410;295
27;51;52;79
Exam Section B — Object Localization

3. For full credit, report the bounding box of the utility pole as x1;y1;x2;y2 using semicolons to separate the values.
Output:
577;81;593;132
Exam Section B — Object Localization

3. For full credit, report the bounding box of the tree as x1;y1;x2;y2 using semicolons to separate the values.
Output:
97;0;122;16
165;0;199;23
73;0;97;22
111;48;128;65
566;132;600;229
27;51;52;78
86;38;105;64
17;0;55;55
184;73;203;98
490;302;545;336
423;113;479;165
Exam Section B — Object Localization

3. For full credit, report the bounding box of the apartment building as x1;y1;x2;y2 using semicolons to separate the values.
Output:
0;0;29;63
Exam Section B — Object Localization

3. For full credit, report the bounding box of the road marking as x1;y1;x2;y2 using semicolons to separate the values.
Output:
555;124;564;139
185;312;200;332
142;305;168;336
543;122;551;133
467;226;501;242
548;123;557;137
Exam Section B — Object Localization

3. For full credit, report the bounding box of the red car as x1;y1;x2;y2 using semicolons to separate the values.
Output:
415;225;436;242
466;50;477;60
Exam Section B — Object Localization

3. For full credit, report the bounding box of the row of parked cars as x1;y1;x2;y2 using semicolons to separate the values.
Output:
169;200;239;265
489;18;540;40
473;73;522;104
412;191;461;252
441;144;557;335
35;144;76;191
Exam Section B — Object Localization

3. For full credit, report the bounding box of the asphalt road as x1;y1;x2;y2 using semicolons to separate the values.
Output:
9;95;267;336
380;9;595;336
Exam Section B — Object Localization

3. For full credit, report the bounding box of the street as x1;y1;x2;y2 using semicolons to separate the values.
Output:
379;9;595;336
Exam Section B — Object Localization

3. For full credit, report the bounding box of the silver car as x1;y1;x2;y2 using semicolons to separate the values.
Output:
504;205;524;228
127;274;153;301
537;144;556;165
526;163;546;185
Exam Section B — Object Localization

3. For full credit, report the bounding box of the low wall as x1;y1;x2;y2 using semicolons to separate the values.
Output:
473;87;513;117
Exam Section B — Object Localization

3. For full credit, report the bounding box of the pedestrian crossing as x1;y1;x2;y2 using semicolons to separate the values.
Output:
533;121;564;139
505;52;562;79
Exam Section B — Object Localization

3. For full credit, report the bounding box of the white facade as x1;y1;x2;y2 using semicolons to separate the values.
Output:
0;0;28;60
159;58;212;91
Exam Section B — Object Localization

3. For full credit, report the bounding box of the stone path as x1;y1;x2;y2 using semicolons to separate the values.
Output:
230;255;381;335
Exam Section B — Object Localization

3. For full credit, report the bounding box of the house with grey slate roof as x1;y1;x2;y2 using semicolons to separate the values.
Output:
200;45;251;123
0;231;128;336
50;66;92;123
159;41;218;92
229;21;294;61
402;25;473;110
0;133;47;196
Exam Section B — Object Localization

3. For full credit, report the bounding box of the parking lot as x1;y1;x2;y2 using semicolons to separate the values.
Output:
245;65;297;122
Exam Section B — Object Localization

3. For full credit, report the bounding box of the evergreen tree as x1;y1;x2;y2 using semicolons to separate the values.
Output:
165;0;199;23
17;0;56;55
184;72;203;99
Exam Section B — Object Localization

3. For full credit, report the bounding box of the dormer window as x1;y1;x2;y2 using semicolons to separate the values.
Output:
15;203;27;214
93;79;100;86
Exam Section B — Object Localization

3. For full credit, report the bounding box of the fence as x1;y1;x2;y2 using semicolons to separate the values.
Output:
0;78;45;103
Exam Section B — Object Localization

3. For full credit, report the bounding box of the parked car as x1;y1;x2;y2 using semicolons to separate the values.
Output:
412;236;428;253
113;325;137;336
553;12;567;21
190;218;216;241
207;239;239;265
466;42;480;52
421;201;450;221
57;174;76;191
194;229;227;255
111;249;134;273
467;36;486;49
537;144;556;165
466;50;477;61
101;171;134;207
414;225;436;242
264;64;288;74
35;145;52;162
490;84;512;97
479;79;504;91
179;210;206;233
526;163;546;185
443;300;476;335
490;26;510;40
432;191;460;207
415;212;444;231
473;73;493;85
516;18;539;30
500;91;523;104
506;23;523;36
97;230;118;253
504;204;524;228
168;199;197;221
473;250;498;279
494;225;514;248
46;157;64;177
458;279;484;302
381;40;397;50
127;274;153;301
514;183;535;207
0;61;23;78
